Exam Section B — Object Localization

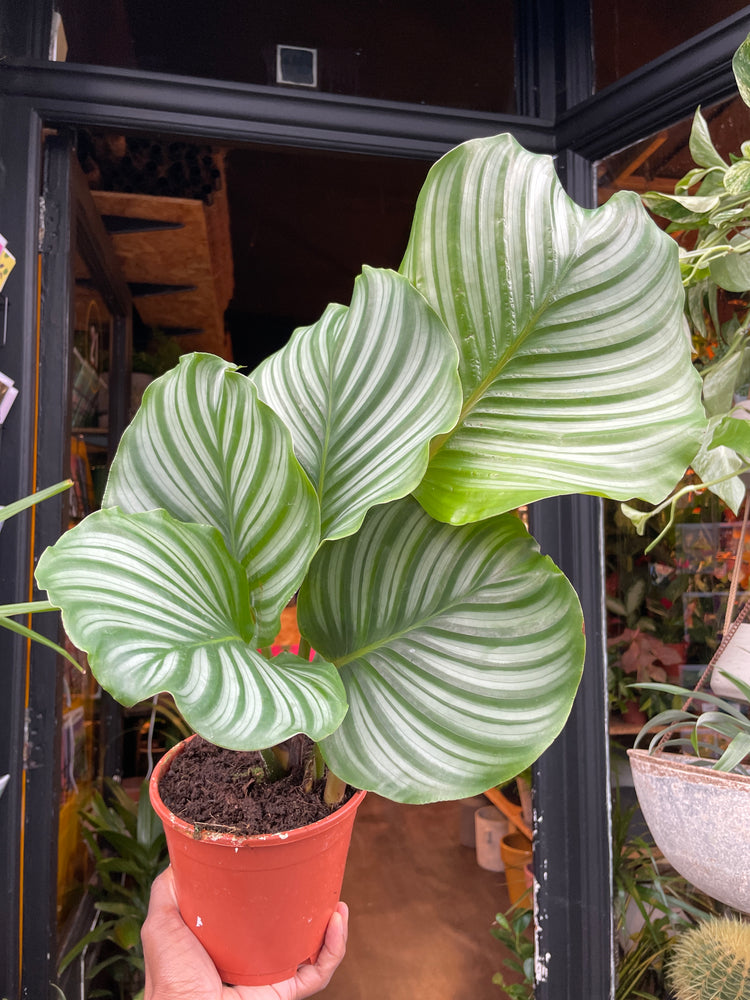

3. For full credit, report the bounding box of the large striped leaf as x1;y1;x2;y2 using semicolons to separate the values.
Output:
104;353;319;645
400;133;707;524
297;497;584;803
251;266;462;540
36;508;347;749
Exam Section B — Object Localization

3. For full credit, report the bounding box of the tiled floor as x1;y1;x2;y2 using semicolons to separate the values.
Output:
318;794;517;1000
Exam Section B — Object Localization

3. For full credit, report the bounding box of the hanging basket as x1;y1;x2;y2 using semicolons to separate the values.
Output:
628;748;750;913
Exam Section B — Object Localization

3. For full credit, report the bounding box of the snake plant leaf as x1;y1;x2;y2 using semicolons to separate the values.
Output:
400;133;706;524
298;496;584;803
103;353;320;645
36;508;347;749
251;266;462;541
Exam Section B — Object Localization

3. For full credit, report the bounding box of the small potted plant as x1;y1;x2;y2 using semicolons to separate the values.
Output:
35;131;709;985
629;671;750;914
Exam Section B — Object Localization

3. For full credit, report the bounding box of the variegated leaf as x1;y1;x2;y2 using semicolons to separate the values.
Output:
36;508;347;749
298;497;583;803
251;266;462;540
400;133;706;524
104;353;319;645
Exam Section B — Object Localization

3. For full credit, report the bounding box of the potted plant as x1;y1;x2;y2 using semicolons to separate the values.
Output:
629;671;750;914
35;131;708;985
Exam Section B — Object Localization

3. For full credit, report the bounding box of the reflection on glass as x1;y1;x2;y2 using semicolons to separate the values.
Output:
593;0;749;90
57;0;517;114
600;95;750;732
57;256;114;922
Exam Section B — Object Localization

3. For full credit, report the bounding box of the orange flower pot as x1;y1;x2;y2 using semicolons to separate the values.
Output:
150;736;365;986
500;831;533;906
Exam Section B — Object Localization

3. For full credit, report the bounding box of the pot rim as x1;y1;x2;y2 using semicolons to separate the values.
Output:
627;747;750;790
150;734;366;847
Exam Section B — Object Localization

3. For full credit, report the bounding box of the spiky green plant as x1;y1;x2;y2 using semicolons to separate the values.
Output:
668;917;750;1000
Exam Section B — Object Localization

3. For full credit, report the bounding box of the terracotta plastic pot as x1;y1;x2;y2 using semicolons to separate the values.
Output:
628;748;750;914
500;831;533;906
474;805;509;871
150;736;366;986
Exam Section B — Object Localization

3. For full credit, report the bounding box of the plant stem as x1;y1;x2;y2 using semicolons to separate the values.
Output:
323;769;348;806
298;637;312;660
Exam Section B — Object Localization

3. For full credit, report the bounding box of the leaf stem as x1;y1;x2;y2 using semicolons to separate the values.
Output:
632;466;750;553
323;769;347;806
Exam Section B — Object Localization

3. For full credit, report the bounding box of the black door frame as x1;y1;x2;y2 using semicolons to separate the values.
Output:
2;4;750;998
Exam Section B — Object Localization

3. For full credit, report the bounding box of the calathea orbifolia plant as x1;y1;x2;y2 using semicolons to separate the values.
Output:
36;133;706;805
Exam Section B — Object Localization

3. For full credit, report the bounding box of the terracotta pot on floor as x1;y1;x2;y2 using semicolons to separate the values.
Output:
150;735;366;986
500;831;533;906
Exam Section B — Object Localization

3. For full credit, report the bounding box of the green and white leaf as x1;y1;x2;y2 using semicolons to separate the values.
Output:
708;412;750;458
251;266;462;540
700;329;750;417
400;133;706;524
724;158;750;195
689;107;727;170
36;507;347;750
104;353;319;644
641;190;719;223
298;497;584;803
709;233;750;292
734;32;750;109
690;417;747;513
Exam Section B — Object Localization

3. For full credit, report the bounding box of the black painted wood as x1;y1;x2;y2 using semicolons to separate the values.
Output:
19;128;75;1000
0;95;45;1000
0;61;556;159
557;8;750;158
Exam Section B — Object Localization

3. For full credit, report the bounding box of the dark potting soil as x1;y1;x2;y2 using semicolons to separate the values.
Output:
158;736;353;836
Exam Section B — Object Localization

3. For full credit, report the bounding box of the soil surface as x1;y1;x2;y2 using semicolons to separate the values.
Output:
158;737;352;836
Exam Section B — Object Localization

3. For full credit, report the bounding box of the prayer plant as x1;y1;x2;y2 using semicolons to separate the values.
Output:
36;132;706;805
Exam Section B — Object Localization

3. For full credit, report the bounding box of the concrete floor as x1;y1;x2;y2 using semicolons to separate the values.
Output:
318;794;517;1000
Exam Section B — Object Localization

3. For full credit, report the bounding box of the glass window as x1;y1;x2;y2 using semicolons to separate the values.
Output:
57;0;517;115
593;0;749;91
599;95;750;718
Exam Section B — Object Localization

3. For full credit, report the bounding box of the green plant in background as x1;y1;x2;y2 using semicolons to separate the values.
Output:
611;787;725;1000
668;917;750;999
59;780;168;1000
131;327;181;378
34;131;706;808
629;33;750;547
490;904;534;999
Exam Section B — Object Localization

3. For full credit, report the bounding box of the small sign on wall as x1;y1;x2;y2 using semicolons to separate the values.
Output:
276;45;318;88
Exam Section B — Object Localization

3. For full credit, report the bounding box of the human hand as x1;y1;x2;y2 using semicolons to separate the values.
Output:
142;866;348;1000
